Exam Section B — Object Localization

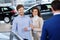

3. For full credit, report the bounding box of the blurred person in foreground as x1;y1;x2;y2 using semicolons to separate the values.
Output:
31;7;43;40
12;4;33;40
41;1;60;40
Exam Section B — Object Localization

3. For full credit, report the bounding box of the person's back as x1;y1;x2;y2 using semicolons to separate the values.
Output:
44;15;60;40
41;1;60;40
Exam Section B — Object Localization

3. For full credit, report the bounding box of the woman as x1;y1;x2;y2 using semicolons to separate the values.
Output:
31;7;43;40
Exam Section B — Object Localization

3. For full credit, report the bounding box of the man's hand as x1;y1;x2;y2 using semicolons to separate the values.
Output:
24;27;28;31
30;24;34;30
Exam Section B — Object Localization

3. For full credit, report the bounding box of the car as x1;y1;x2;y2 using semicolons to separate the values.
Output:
24;3;53;20
0;6;16;23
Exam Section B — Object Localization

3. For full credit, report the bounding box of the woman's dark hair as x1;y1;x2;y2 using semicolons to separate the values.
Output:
31;7;41;17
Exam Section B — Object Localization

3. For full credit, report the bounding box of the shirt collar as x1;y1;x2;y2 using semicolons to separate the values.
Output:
54;12;60;15
18;15;25;18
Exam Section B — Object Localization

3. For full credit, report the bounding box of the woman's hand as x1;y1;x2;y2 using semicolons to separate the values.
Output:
30;24;34;30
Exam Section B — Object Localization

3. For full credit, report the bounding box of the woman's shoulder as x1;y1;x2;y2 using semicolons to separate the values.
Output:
38;17;43;20
38;17;44;23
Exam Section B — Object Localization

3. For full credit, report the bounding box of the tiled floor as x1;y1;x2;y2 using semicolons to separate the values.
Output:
0;32;9;40
0;21;11;40
0;21;11;32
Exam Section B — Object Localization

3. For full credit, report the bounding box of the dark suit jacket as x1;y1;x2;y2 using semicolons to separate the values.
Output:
41;14;60;40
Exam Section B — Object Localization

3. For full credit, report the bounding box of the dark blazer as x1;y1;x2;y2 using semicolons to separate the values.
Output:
41;14;60;40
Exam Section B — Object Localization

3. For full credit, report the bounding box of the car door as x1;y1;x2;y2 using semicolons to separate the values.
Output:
0;7;4;20
40;4;53;20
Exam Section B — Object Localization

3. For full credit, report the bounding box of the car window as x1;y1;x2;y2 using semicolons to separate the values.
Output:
0;8;2;12
3;7;12;12
24;11;29;15
3;7;9;12
46;5;51;8
4;8;8;11
37;5;41;10
41;4;51;13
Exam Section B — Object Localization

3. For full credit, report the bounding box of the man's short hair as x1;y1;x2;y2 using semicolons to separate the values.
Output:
51;1;60;11
16;4;24;11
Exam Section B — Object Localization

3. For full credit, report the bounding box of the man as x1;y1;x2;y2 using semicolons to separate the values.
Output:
12;4;32;40
41;1;60;40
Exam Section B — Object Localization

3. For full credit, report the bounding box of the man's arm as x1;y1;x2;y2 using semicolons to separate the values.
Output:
41;21;48;40
12;19;17;32
27;17;33;31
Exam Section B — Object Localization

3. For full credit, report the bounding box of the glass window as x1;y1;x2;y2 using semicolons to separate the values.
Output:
0;8;2;12
41;4;51;12
46;5;51;8
3;8;8;11
41;5;48;10
3;7;12;12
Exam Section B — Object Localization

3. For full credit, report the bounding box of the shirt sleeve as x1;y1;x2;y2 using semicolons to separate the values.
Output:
29;17;33;24
27;17;33;31
11;18;17;33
